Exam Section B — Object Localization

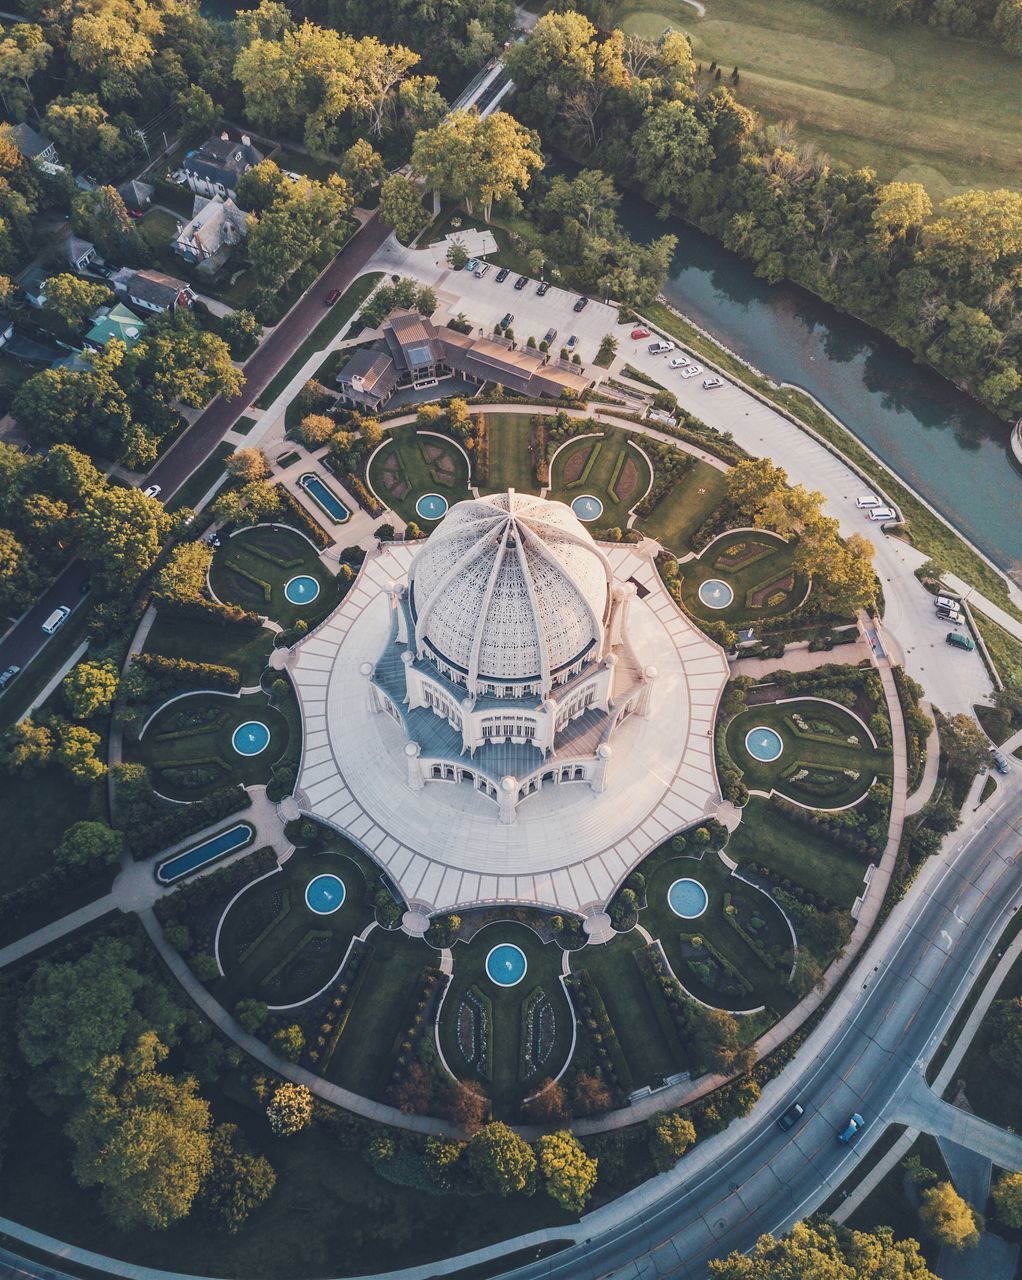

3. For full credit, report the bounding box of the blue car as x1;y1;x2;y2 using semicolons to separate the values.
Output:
837;1113;865;1143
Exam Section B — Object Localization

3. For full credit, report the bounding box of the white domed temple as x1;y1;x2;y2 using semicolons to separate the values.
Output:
287;491;730;916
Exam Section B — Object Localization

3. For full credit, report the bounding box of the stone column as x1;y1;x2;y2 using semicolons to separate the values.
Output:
404;741;424;791
591;742;613;793
636;664;659;719
499;775;518;825
360;662;381;713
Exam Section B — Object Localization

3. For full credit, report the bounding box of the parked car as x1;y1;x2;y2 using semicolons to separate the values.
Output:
837;1113;865;1144
941;608;964;626
868;507;896;522
566;335;578;352
495;267;510;283
514;275;528;290
649;340;673;354
465;258;480;272
669;357;689;369
0;665;19;691
325;288;341;305
41;605;71;636
778;1102;805;1132
537;281;550;296
142;484;162;499
992;749;1010;775
573;296;589;312
703;377;723;389
543;328;557;345
499;312;514;329
946;631;975;651
474;262;490;278
631;327;651;339
935;595;960;612
855;494;881;509
681;365;703;378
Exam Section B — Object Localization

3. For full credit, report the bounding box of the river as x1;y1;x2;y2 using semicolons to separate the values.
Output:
616;197;1022;579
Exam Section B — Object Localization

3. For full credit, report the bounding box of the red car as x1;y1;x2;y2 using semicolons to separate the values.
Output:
325;288;341;306
631;327;651;339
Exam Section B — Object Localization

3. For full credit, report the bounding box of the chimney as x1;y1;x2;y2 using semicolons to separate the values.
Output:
220;131;229;141
241;135;251;146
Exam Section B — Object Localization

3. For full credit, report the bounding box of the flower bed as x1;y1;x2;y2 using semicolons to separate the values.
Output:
519;986;556;1081
713;540;776;571
456;983;493;1081
745;573;796;610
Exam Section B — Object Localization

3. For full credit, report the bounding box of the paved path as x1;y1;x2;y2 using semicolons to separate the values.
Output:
731;636;872;679
891;1071;1022;1169
945;573;1022;642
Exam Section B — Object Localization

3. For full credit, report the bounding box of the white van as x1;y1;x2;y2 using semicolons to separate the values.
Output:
474;262;490;278
855;494;881;509
41;605;71;635
868;507;896;522
935;595;960;613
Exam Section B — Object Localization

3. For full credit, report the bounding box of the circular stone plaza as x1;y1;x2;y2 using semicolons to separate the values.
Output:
286;491;729;917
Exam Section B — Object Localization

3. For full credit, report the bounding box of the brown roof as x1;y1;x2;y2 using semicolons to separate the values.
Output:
338;348;395;393
389;311;438;347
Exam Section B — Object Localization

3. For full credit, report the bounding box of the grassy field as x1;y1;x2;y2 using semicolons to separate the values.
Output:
678;529;807;626
972;609;1022;686
144;610;274;686
614;0;1022;199
846;1132;946;1264
366;424;472;525
479;412;542;494
727;796;870;908
438;922;574;1117
954;946;1022;1130
725;698;890;808
0;767;102;895
209;525;342;629
547;428;652;530
637;459;728;556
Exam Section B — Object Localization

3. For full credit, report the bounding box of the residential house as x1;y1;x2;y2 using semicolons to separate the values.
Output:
10;123;57;166
114;268;193;314
83;303;146;352
172;195;248;270
336;311;590;410
64;232;97;273
181;133;264;202
20;265;50;308
117;178;154;215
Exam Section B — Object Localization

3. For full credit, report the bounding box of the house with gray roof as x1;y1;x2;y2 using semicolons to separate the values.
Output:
115;268;193;314
182;132;264;202
10;123;57;165
117;178;154;214
172;195;248;270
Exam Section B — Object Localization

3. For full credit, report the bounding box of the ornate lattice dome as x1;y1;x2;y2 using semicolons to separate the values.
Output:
408;491;612;687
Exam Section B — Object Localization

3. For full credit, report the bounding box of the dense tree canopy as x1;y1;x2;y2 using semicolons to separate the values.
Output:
709;1219;938;1278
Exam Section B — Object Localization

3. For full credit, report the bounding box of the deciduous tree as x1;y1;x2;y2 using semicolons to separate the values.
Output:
265;1081;313;1135
54;819;122;869
536;1130;598;1211
42;273;111;331
155;541;212;603
709;1219;937;1277
919;1181;981;1250
62;659;118;719
226;447;270;483
200;1123;276;1234
378;175;430;244
648;1110;696;1171
466;1121;536;1195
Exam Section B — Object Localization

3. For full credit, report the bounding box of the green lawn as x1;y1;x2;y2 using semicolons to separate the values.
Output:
573;931;679;1085
640;849;795;1016
166;441;233;513
209;525;344;629
846;1132;946;1267
255;271;383;409
234;416;259;436
678;528;807;626
614;0;1022;198
727;796;870;909
0;767;102;896
216;848;373;1007
725;698;890;809
365;424;472;526
954;946;1022;1130
547;427;652;531
143;610;274;687
972;609;1022;686
142;208;259;307
130;689;289;800
636;460;729;556
437;921;574;1117
478;412;542;494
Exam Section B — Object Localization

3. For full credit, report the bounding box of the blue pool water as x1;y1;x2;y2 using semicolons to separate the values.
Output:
485;943;528;988
698;578;735;610
306;873;346;915
415;493;449;521
668;878;709;920
571;495;604;522
745;726;784;763
284;574;320;605
232;721;270;756
300;473;350;522
156;822;253;884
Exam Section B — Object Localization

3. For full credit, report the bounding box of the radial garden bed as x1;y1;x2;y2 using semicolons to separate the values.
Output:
208;525;341;630
679;529;808;625
365;425;471;526
216;848;372;1008
131;690;290;800
725;697;889;809
547;427;652;531
437;921;573;1117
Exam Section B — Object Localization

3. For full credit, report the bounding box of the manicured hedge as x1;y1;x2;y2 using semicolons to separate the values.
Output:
158;595;264;628
133;652;241;695
565;968;634;1094
120;781;252;856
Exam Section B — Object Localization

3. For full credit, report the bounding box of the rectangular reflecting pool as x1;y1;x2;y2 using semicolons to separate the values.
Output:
300;472;350;523
156;821;254;884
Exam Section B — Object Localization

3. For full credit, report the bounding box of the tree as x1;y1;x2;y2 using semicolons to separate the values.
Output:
213;480;282;527
709;1220;937;1278
68;1032;212;1231
271;1025;305;1062
298;414;337;448
155;541;213;603
76;485;172;593
201;1123;276;1234
43;94;133;178
1;717;53;774
992;1171;1022;1226
266;1082;313;1136
221;308;261;357
378;175;431;244
572;1071;612;1115
466;1121;536;1196
226;448;270;483
53;820;121;870
55;721;106;783
246;172;352;288
62;659;118;719
342;139;387;203
441;1080;488;1132
522;1079;568;1124
994;0;1022;53
872;182;932;250
412;111;542;221
536;1130;598;1212
125;315;244;409
0;526;41;611
0;23;51;121
42;273;111;331
446;240;469;271
71;186;140;262
940;713;990;778
648;1110;696;1171
68;7;156;103
235;999;268;1033
988;997;1022;1079
176;83;218;139
919;1181;981;1250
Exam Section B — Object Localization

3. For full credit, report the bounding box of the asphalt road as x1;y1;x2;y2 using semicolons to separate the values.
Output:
0;212;389;680
498;785;1022;1280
